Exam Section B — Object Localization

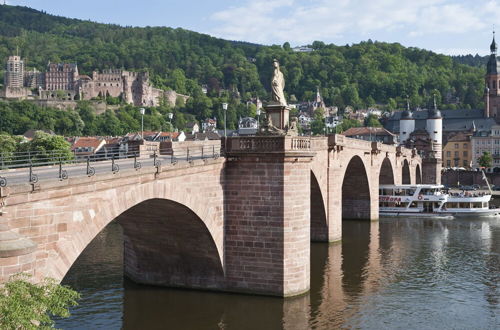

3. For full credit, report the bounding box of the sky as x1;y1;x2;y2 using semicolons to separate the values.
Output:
4;0;500;56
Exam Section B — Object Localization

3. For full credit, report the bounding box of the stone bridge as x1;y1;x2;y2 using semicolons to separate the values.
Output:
0;135;426;297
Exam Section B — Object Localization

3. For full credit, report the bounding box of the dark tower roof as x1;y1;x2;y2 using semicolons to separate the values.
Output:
401;109;413;119
428;95;442;119
487;33;499;75
428;108;442;119
401;98;413;120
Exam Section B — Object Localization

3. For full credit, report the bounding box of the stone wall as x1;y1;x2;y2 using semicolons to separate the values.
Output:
442;170;499;187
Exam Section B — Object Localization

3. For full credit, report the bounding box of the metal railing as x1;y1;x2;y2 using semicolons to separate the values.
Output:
0;145;221;187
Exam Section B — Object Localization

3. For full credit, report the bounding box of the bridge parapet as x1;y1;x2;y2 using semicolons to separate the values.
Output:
328;134;374;151
225;136;314;154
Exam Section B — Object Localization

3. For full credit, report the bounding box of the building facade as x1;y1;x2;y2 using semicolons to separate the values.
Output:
343;126;397;145
45;63;79;91
442;133;472;168
471;125;500;168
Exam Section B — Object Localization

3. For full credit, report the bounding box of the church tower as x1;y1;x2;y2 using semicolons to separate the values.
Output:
485;32;500;120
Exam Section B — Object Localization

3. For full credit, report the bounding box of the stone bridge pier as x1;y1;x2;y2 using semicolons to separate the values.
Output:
0;136;424;297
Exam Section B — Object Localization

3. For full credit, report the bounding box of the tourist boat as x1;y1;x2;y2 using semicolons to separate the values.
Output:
379;184;500;218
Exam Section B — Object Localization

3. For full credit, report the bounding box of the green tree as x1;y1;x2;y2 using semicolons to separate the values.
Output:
0;134;18;155
478;151;493;168
20;132;74;162
0;274;80;329
365;114;382;127
337;118;362;133
311;108;326;135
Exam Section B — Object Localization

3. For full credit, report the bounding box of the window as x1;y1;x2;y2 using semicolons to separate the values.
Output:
454;151;459;157
446;151;451;157
447;160;451;166
454;160;459;166
463;143;467;148
455;143;459;149
463;151;468;157
463;160;468;167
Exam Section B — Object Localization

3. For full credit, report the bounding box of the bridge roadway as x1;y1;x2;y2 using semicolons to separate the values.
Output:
0;152;210;186
0;135;429;297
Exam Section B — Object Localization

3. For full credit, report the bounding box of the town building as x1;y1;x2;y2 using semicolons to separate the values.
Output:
442;132;472;168
292;46;313;53
185;122;200;134
202;118;217;132
70;137;106;159
237;117;258;135
343;126;397;145
471;125;500;168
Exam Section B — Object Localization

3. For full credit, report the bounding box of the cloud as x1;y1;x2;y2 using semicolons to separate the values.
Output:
209;0;498;48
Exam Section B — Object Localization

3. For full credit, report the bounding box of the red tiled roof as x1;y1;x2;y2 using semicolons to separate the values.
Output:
158;132;180;139
71;137;105;150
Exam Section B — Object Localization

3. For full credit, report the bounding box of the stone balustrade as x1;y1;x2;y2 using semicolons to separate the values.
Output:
225;136;313;154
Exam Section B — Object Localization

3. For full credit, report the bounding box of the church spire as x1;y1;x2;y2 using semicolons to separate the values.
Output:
487;29;499;75
491;29;497;55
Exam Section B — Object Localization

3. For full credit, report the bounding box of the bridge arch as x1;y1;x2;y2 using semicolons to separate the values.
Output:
402;159;411;184
311;170;328;241
63;197;224;289
379;157;395;185
36;167;225;287
416;164;422;184
342;155;371;220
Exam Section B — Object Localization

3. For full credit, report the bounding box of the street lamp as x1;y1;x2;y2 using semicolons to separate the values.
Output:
222;103;228;137
168;112;173;131
139;108;145;139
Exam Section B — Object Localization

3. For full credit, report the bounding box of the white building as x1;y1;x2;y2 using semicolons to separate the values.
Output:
471;125;500;168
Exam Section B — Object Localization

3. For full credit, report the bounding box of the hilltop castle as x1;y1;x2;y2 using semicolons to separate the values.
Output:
1;55;187;107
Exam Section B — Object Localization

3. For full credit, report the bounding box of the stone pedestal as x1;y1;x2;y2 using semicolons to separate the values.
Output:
265;104;290;130
224;136;314;297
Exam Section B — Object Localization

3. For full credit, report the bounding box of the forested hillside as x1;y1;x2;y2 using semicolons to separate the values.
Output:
0;5;489;135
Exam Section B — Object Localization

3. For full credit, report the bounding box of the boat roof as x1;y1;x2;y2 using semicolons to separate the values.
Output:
379;184;444;189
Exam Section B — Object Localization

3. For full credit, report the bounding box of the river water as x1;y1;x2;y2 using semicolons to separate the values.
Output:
56;217;500;330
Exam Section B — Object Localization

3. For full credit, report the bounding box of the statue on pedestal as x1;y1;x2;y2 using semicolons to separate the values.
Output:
271;59;287;106
258;59;298;136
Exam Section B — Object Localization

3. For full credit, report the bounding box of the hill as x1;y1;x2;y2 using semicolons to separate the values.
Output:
0;5;488;130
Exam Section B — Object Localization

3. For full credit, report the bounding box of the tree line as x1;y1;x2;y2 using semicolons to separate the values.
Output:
0;5;489;124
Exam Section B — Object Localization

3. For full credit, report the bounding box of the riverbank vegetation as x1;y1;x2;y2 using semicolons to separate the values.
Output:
0;274;80;329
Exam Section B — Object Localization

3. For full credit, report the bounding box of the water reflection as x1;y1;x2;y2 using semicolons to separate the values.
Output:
57;218;500;329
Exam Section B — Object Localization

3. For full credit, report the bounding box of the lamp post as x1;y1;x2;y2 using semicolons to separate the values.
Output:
222;102;228;153
168;112;173;131
222;103;228;137
139;108;145;139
